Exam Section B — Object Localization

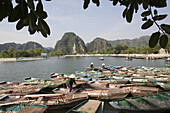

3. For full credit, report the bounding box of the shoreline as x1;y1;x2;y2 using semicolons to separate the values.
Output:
0;54;169;62
65;54;170;59
0;57;47;62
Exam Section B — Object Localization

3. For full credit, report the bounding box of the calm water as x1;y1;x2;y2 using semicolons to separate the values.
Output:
0;56;168;113
0;56;167;82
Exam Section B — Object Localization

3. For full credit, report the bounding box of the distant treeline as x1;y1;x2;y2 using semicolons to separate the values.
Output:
88;44;169;54
0;47;47;58
0;47;63;58
0;43;169;58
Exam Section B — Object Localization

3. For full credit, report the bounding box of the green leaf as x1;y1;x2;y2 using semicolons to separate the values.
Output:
16;19;24;30
126;5;134;23
149;32;160;48
0;3;5;21
8;5;21;22
142;17;147;21
159;35;168;48
119;0;129;7
27;0;35;10
23;15;29;26
141;11;151;17
92;0;100;7
150;0;167;8
20;0;28;18
37;11;47;19
154;9;158;15
141;19;153;29
5;0;13;15
134;3;139;13
153;14;167;21
122;7;127;18
15;0;20;3
28;12;37;34
83;0;90;9
143;0;149;9
113;0;119;6
36;1;43;13
38;19;50;35
161;24;170;34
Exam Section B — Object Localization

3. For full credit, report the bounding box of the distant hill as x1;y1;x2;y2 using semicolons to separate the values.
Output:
0;33;150;55
0;41;53;53
86;38;112;52
108;36;150;47
52;33;150;54
54;32;87;54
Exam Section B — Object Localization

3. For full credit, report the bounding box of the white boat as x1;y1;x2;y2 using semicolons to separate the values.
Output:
99;57;104;60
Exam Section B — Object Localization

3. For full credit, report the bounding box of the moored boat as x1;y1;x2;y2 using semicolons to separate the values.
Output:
79;88;130;100
109;91;170;113
23;93;88;111
67;99;104;113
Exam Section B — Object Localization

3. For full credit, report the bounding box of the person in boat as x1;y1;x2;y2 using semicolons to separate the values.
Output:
90;62;94;69
66;74;77;92
102;63;105;69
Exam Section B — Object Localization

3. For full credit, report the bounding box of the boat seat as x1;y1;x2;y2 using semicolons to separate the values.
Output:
18;106;47;113
77;100;101;113
34;96;44;104
126;99;147;110
0;95;8;101
142;97;168;108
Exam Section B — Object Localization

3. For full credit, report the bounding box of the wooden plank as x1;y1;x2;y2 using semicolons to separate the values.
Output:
0;100;35;107
126;99;147;110
0;95;8;100
34;96;44;104
24;94;63;98
142;97;168;108
18;106;47;113
77;100;101;113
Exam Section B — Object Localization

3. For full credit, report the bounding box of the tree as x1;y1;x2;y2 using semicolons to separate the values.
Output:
0;0;169;47
48;50;63;56
8;47;14;57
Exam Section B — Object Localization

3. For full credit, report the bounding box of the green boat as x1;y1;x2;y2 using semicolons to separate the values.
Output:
157;82;170;90
109;91;170;113
0;104;48;113
66;99;104;113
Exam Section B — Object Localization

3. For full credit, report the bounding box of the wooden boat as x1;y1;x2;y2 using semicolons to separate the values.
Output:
50;73;70;81
67;99;104;113
86;67;101;71
109;91;170;113
125;57;132;61
79;88;130;100
120;85;159;97
0;94;48;113
89;81;159;96
88;81;128;90
23;93;88;110
24;77;65;88
156;82;170;90
0;83;48;96
0;103;48;113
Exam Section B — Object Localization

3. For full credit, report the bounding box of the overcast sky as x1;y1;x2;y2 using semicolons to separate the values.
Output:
0;0;170;48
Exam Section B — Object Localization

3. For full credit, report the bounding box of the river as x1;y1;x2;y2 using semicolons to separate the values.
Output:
0;56;168;113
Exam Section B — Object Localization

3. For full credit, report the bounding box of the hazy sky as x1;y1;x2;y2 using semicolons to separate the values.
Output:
0;0;170;48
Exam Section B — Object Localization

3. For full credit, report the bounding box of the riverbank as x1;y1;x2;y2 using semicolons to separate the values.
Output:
0;54;169;62
66;54;170;59
0;57;47;62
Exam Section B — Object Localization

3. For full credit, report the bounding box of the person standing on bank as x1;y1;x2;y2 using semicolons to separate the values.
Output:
66;74;77;92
